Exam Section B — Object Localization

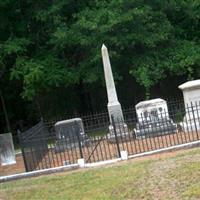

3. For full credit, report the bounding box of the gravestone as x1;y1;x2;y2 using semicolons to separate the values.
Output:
179;80;200;131
135;98;177;138
101;44;128;139
0;133;16;166
54;118;86;152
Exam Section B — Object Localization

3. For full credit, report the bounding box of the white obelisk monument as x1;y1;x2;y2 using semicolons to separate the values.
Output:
101;44;127;135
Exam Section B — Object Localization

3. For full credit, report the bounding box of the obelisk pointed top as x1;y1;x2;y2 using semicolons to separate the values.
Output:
101;42;118;103
101;44;107;51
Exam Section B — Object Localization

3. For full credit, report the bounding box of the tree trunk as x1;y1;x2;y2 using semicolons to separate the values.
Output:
0;90;11;132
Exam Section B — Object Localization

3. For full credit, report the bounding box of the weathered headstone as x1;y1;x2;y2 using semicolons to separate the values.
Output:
101;44;128;138
0;133;16;166
54;118;85;152
179;80;200;131
135;98;176;138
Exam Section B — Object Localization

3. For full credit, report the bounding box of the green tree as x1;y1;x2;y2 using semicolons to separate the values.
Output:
1;0;200;129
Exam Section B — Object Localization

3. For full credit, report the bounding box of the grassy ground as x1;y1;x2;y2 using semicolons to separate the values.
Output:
1;148;200;200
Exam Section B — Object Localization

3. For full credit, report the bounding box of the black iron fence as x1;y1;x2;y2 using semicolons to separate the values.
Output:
18;98;200;172
18;121;50;171
44;97;184;135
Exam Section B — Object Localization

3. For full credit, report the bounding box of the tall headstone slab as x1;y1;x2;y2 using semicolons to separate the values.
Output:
135;98;176;138
101;44;127;137
54;118;86;152
0;133;16;166
179;80;200;131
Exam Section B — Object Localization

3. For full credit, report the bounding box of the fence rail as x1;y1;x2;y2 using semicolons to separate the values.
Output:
18;98;200;172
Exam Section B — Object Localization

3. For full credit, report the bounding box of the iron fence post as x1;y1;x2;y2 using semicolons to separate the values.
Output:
18;132;29;172
191;102;199;140
74;121;84;159
111;115;121;158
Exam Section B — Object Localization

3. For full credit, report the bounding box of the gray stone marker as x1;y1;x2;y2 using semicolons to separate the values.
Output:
179;80;200;131
54;118;86;152
0;133;16;166
135;98;176;138
101;44;128;138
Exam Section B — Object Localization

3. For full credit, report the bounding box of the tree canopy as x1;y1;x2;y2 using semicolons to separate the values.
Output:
0;0;200;131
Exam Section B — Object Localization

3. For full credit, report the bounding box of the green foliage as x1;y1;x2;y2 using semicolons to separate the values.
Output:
1;0;200;129
10;55;79;100
2;0;200;100
2;38;30;55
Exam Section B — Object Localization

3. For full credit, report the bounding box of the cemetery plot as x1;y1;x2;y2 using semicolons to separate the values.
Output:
2;96;200;176
6;129;199;176
1;127;200;176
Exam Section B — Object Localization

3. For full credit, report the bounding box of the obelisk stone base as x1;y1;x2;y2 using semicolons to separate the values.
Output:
107;102;128;141
107;102;124;123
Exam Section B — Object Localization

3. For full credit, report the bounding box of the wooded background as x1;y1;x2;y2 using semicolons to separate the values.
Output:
0;0;200;133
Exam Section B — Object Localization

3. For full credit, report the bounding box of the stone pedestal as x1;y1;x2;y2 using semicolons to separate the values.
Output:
179;80;200;132
107;102;124;123
107;123;128;142
134;98;176;138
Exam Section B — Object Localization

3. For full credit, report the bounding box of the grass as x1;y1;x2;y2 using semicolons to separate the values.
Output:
1;148;200;200
87;128;107;137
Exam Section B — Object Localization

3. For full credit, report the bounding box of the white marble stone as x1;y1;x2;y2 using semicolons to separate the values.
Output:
135;98;176;138
179;80;200;131
121;150;128;160
179;80;200;106
136;98;169;122
78;158;85;167
101;44;127;137
101;44;124;122
0;133;16;166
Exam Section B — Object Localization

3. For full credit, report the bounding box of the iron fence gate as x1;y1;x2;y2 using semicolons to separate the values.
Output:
18;121;51;172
